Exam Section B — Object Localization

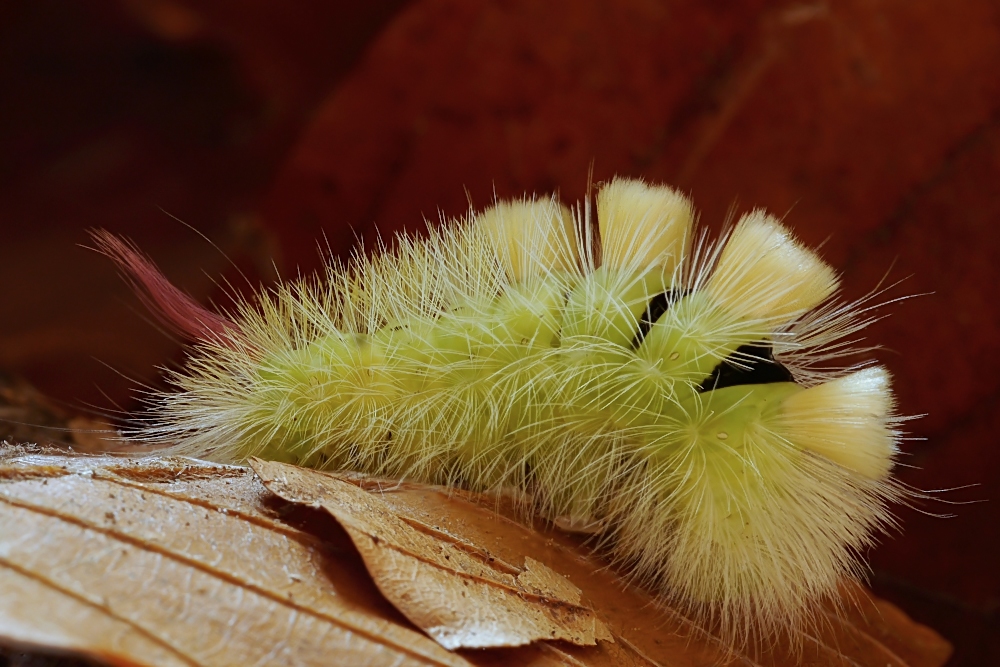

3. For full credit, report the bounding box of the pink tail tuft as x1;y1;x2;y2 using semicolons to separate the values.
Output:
91;229;241;345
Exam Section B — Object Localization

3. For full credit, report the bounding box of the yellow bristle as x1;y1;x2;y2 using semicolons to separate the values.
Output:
776;367;898;480
707;211;839;323
597;177;693;273
478;196;578;281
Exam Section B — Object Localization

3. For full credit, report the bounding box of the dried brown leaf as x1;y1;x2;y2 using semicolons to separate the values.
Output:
0;448;952;667
0;448;470;667
251;459;611;650
319;476;956;667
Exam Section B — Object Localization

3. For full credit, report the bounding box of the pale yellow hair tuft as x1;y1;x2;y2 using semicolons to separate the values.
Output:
707;211;839;323
597;177;693;274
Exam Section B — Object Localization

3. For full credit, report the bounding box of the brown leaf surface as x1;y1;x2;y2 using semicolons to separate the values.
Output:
251;459;611;650
0;448;469;667
0;448;952;667
333;475;955;667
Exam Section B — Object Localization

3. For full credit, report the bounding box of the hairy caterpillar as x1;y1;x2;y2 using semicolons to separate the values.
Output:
96;177;904;647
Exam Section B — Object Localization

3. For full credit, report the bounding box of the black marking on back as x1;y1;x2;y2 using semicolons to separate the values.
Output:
630;289;688;348
698;344;795;392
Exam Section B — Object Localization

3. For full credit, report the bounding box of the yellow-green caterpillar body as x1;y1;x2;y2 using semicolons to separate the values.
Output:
99;177;903;646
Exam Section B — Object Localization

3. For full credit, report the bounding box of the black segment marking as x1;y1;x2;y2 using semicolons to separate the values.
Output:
631;289;688;348
697;343;795;392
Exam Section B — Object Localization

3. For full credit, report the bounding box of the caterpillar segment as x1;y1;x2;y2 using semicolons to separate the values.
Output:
99;177;902;647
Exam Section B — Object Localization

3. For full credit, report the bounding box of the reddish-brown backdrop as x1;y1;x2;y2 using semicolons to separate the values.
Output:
1;1;996;663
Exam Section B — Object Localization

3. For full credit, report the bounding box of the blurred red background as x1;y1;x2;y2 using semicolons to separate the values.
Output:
1;1;997;663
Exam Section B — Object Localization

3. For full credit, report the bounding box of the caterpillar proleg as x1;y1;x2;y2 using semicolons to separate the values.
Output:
96;177;904;647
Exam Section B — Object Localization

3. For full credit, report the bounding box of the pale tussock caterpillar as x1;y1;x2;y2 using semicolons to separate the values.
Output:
94;177;907;648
